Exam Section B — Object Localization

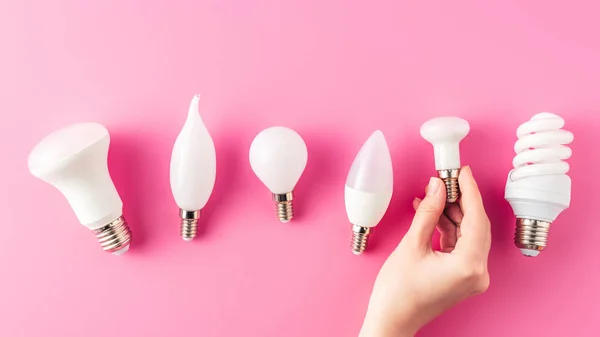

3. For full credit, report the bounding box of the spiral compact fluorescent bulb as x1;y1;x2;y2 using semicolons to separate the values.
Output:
505;112;574;257
170;95;217;241
28;123;132;255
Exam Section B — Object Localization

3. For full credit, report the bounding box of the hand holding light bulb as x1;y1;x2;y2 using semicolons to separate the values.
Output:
420;117;470;203
345;130;393;255
249;127;308;223
28;123;132;255
170;95;217;241
359;167;491;337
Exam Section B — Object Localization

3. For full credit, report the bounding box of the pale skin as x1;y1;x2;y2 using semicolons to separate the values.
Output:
359;166;492;337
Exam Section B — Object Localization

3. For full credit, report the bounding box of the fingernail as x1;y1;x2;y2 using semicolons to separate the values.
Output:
414;197;422;202
427;177;440;196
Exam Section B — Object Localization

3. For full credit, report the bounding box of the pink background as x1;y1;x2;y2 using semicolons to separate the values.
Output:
2;1;600;336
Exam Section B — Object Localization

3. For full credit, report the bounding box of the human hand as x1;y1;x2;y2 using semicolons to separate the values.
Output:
359;166;491;337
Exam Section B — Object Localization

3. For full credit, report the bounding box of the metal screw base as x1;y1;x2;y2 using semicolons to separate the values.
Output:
273;192;294;223
515;218;551;257
438;169;460;203
180;209;200;241
93;216;132;255
351;224;371;255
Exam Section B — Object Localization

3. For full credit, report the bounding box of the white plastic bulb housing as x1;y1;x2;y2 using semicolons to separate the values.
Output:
249;126;308;194
28;122;132;254
170;94;217;211
345;130;393;255
420;117;470;170
345;130;394;228
29;123;122;228
505;112;573;257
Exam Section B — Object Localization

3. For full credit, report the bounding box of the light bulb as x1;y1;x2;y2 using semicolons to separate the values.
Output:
249;126;308;223
170;95;217;241
505;112;573;257
345;131;394;255
28;123;132;255
420;117;470;202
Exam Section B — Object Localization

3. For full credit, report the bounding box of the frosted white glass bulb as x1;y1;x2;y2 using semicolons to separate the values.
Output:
505;112;573;257
28;123;132;255
170;94;217;241
345;130;393;255
420;117;470;202
249;126;308;223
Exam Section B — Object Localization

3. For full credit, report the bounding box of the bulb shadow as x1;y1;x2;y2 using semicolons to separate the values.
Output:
547;111;600;255
293;131;345;223
369;139;431;252
566;111;598;207
463;116;516;255
194;133;244;238
108;132;156;252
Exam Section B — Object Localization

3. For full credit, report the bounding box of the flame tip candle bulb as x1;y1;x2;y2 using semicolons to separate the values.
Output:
170;95;217;241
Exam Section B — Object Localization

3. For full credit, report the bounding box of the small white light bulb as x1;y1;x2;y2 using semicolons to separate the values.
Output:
170;95;217;241
28;123;132;255
505;112;573;257
420;117;470;202
345;130;394;255
249;127;308;223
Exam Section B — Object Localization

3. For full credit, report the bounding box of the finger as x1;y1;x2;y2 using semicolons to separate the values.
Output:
439;206;459;252
457;166;484;217
414;198;458;238
444;203;464;228
439;229;457;253
412;197;421;210
406;177;446;249
455;166;491;253
414;198;458;253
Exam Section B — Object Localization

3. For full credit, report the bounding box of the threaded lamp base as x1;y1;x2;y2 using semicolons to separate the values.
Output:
180;209;200;241
93;216;132;255
351;224;371;255
438;169;460;203
515;218;551;257
273;192;294;223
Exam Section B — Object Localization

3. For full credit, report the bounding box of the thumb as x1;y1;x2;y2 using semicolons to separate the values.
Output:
406;177;446;249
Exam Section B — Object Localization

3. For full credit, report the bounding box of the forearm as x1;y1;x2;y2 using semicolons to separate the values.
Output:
359;325;414;337
359;315;416;337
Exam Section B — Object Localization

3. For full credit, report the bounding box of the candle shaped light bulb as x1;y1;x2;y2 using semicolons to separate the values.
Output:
170;95;217;241
28;123;132;255
249;127;308;223
505;112;573;257
420;117;470;202
345;130;393;255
